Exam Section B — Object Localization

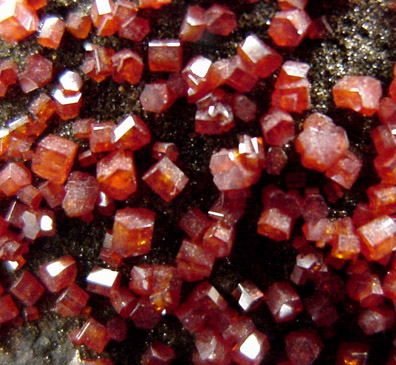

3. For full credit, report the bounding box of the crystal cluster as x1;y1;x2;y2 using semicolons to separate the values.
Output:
0;0;395;364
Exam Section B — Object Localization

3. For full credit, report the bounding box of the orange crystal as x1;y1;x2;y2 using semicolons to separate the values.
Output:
0;0;39;43
357;215;396;262
18;54;53;94
39;255;77;292
295;113;349;172
112;207;155;257
65;11;92;39
268;9;311;47
204;4;237;36
142;157;189;202
37;15;65;49
32;134;78;184
148;39;183;73
96;150;137;201
112;114;151;151
62;171;99;218
111;49;143;84
0;162;31;196
237;34;283;78
179;5;206;42
332;75;382;116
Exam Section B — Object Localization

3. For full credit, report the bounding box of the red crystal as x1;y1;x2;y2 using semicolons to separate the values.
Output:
110;287;136;318
357;215;396;262
332;75;382;116
23;306;39;321
129;297;161;329
112;114;150;151
104;317;126;343
62;171;99;218
204;4;237;36
89;122;116;153
118;15;150;42
232;280;265;312
304;292;338;327
86;266;121;297
358;305;395;335
0;294;19;324
148;39;182;73
96;150;137;201
111;49;143;84
193;328;231;365
141;341;175;365
203;220;235;258
143;157;189;202
139;0;171;9
81;46;115;82
260;107;295;146
232;330;270;365
72;317;110;354
140;82;176;113
10;270;44;306
238;34;283;78
176;239;216;282
65;11;92;39
279;0;308;10
90;0;119;36
179;5;206;42
0;162;31;196
335;342;369;365
179;208;211;241
265;281;303;323
295;113;349;172
32;134;78;184
0;0;39;43
28;92;56;123
347;272;384;307
39;180;65;208
268;9;312;47
112;207;155;257
54;283;89;316
37;15;65;49
18;54;53;94
39;255;77;292
0;59;18;97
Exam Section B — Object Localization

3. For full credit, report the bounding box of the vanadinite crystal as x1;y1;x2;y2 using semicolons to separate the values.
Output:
112;207;155;257
148;39;182;72
0;0;39;43
179;5;206;42
10;270;44;306
96;150;137;201
143;157;189;202
37;15;65;49
39;255;77;292
18;54;53;94
32;134;78;184
295;113;349;172
332;75;382;116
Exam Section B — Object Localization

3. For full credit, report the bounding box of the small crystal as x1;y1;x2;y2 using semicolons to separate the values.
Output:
179;5;206;42
0;0;39;43
204;4;237;36
96;150;137;201
112;207;155;257
37;15;65;49
332;75;382;116
143;157;189;202
10;271;44;306
0;295;19;324
268;9;311;47
140;82;176;113
19;54;53;94
54;283;89;316
265;281;303;322
232;280;265;312
238;34;283;78
0;162;31;196
72;318;110;354
62;171;99;218
86;266;121;297
32;134;78;184
111;49;143;84
141;341;175;365
285;329;323;365
39;255;77;292
148;39;183;73
65;11;92;39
